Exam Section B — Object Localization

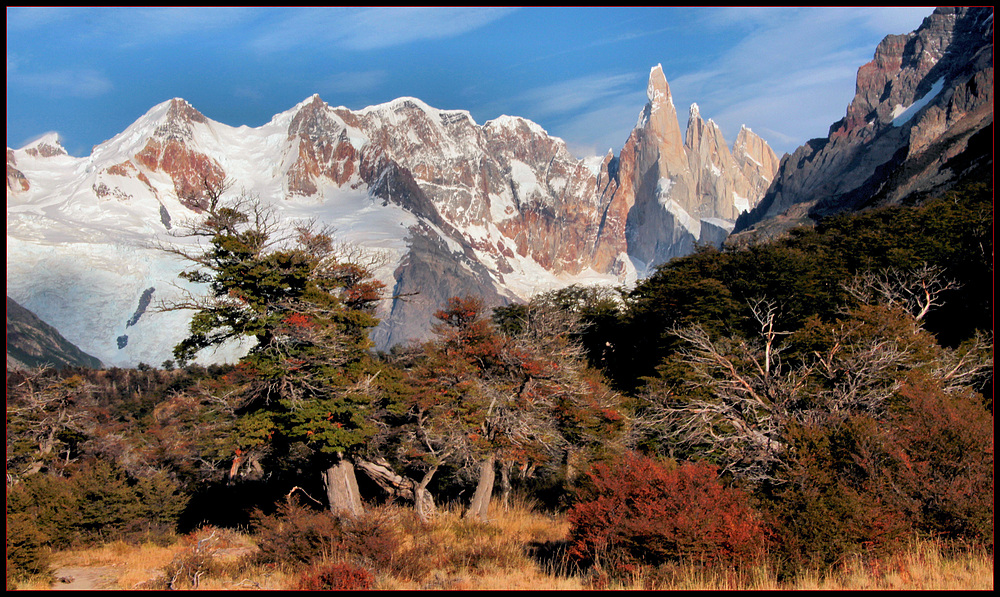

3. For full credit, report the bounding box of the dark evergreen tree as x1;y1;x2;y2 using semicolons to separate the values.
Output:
161;182;387;516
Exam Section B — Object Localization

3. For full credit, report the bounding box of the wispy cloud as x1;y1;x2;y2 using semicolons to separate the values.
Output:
7;6;256;45
111;7;258;46
854;6;935;33
518;73;642;118
558;98;647;159
504;73;648;158
8;59;112;98
250;7;517;54
6;6;78;31
8;7;515;55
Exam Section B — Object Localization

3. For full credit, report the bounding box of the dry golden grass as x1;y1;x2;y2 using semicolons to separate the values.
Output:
54;540;177;589
787;541;994;591
8;577;57;591
15;501;993;591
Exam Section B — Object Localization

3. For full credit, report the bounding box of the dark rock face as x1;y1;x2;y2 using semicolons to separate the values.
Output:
363;159;513;349
372;223;511;349
6;296;104;370
734;7;994;240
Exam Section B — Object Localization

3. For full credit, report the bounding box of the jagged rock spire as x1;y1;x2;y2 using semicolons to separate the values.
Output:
598;65;779;272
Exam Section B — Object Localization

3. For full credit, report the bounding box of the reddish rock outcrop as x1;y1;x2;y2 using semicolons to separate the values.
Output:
285;95;361;195
133;99;226;210
24;141;66;158
7;149;30;194
134;138;226;210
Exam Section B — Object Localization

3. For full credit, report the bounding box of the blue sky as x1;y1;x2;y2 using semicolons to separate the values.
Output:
7;7;934;159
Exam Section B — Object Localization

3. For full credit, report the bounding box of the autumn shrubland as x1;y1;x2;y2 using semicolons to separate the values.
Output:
7;500;993;590
6;181;992;590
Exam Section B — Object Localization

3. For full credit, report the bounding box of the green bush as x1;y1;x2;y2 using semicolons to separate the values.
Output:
72;460;145;539
134;470;191;538
6;473;81;549
6;458;189;556
6;509;52;583
764;416;911;574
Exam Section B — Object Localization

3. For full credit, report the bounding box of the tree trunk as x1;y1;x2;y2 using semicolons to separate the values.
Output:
228;451;246;482
356;457;415;500
355;457;439;523
413;466;439;524
464;453;496;522
564;446;586;485
499;459;513;510
322;453;364;518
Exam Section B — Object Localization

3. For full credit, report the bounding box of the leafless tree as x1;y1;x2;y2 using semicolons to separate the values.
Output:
842;264;959;322
6;368;95;480
645;306;803;484
641;293;991;486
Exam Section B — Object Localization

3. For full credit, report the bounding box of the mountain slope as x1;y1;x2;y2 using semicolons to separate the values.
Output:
6;296;104;370
732;6;993;241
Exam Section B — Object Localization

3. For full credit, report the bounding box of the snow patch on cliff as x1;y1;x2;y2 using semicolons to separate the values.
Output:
892;77;945;126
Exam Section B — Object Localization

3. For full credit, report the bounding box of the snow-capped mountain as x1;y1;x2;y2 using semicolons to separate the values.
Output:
7;68;776;368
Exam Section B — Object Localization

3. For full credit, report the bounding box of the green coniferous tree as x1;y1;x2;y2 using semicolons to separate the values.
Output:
161;182;386;516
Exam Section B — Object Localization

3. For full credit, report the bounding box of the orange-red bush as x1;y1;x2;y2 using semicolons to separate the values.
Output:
251;500;406;573
567;453;766;570
888;374;994;545
296;562;374;590
251;500;342;566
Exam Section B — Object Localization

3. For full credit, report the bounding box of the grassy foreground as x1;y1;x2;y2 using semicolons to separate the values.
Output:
12;500;994;591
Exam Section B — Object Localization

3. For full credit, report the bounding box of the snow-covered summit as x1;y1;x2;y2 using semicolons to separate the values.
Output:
484;114;548;137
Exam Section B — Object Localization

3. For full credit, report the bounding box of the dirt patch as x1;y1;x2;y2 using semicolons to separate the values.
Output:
51;566;119;591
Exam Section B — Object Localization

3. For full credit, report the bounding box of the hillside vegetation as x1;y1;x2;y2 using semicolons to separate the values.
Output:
6;182;992;590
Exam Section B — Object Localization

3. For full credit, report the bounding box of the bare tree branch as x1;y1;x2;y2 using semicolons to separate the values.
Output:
843;264;959;322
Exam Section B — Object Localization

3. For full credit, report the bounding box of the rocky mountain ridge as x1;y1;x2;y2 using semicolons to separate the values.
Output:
7;67;776;367
599;66;780;270
732;6;993;240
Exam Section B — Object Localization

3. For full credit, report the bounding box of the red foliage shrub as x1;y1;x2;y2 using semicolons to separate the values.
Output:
888;373;994;545
296;561;374;590
567;453;766;570
337;506;405;571
251;500;343;566
251;500;407;574
282;312;315;329
765;373;994;575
